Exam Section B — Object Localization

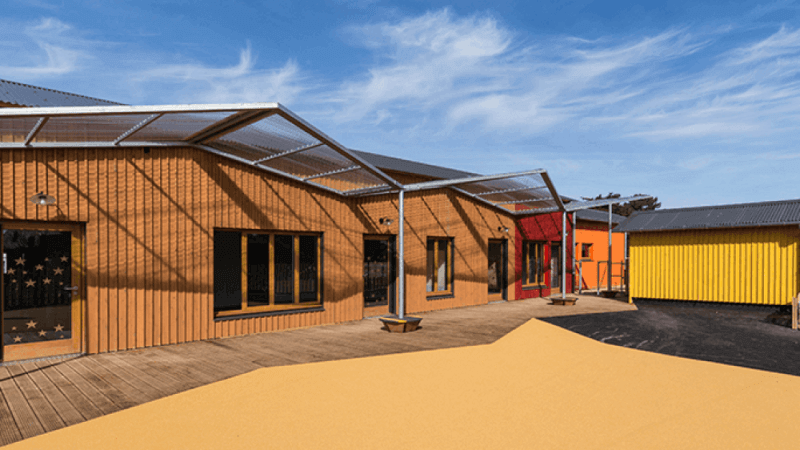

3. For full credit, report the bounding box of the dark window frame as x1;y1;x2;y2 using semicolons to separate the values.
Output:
426;237;454;297
214;229;323;318
522;240;545;287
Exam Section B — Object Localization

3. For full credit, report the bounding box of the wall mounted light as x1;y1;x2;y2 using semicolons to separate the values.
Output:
379;217;394;226
30;191;56;206
498;226;510;233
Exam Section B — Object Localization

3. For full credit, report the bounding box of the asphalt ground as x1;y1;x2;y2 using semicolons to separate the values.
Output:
542;299;800;377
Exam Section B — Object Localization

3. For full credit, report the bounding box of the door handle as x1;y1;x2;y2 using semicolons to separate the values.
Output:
64;286;79;291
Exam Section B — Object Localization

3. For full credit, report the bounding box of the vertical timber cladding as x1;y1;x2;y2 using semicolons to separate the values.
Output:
629;227;800;305
357;188;517;314
0;145;368;354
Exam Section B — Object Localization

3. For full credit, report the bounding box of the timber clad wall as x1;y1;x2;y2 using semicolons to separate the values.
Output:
0;146;521;355
629;227;800;305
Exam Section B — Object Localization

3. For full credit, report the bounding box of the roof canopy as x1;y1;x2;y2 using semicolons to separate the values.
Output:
0;102;575;216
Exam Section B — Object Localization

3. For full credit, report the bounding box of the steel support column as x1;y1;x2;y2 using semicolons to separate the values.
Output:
398;189;405;319
608;203;613;292
562;211;567;299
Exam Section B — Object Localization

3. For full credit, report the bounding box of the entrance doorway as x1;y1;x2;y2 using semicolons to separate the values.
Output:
363;236;396;316
550;243;561;294
488;239;507;301
2;223;84;362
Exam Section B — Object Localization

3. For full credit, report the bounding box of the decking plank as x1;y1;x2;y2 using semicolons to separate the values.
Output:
23;361;85;428
56;358;134;411
0;364;46;439
0;367;24;446
34;360;104;422
97;353;187;397
75;355;154;405
7;362;66;433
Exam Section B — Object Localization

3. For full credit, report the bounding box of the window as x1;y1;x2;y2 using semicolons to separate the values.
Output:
580;243;593;260
522;241;545;286
426;237;453;296
214;230;322;317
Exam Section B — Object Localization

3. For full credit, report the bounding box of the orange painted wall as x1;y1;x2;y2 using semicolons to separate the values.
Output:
574;220;625;290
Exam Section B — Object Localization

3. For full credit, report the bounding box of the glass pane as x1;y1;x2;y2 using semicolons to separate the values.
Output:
364;239;389;306
213;231;242;312
299;236;317;303
437;240;448;291
3;229;72;346
247;234;270;307
274;235;294;304
426;240;435;292
488;242;502;294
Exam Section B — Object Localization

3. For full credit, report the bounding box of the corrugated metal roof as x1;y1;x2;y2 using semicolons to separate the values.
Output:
575;208;626;224
615;198;800;232
0;79;121;107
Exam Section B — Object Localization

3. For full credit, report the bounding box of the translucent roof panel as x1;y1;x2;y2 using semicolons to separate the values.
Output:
205;140;274;163
311;167;387;192
211;114;320;154
457;174;560;211
284;145;354;174
32;114;155;143
0;116;41;143
128;111;237;141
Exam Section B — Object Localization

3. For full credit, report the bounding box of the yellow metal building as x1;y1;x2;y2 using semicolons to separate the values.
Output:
616;199;800;305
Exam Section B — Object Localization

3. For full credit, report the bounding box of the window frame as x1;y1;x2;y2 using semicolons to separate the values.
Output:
214;230;323;318
580;243;593;261
426;237;454;298
522;240;546;288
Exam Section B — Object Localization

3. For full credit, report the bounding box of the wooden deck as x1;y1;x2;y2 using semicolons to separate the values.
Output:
0;295;634;446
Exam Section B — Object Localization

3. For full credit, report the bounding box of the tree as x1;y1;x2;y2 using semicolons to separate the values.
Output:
580;193;661;217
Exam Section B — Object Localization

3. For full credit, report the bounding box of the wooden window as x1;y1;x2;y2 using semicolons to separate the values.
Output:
214;230;322;317
426;237;453;296
522;241;545;286
580;243;593;260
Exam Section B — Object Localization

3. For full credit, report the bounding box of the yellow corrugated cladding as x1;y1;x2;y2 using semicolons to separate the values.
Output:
629;226;800;305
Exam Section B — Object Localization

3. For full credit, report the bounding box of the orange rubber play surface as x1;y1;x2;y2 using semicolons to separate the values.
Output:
6;318;800;449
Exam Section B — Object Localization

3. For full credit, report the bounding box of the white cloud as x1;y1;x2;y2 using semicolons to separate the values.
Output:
0;18;85;78
135;44;305;104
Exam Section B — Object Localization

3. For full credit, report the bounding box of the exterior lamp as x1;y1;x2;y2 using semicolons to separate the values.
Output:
379;217;394;226
498;226;509;233
30;192;56;206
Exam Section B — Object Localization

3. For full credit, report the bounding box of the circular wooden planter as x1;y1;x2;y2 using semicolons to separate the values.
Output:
550;297;578;306
379;316;422;333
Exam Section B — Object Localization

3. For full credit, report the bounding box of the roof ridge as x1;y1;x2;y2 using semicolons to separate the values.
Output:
632;197;800;215
0;78;123;106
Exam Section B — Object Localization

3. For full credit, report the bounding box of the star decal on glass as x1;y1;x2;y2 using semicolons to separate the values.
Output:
22;270;27;275
60;256;69;263
54;324;64;332
24;279;36;287
59;335;65;339
13;336;22;343
26;320;37;329
35;264;44;271
53;267;64;275
11;279;16;283
59;281;63;285
38;330;47;337
6;268;14;275
44;257;49;262
43;277;52;285
11;326;16;331
14;257;25;265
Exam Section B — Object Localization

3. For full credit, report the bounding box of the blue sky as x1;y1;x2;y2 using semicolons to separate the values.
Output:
2;0;800;208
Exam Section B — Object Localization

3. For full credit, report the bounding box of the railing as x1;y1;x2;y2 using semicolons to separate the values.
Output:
596;261;627;294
